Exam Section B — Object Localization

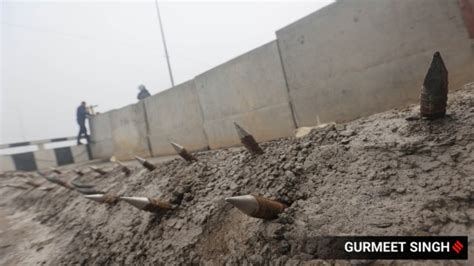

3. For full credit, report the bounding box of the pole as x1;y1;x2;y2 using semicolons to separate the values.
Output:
154;0;175;87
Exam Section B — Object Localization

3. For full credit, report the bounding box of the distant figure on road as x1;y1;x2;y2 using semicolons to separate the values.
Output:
76;101;90;145
137;84;151;100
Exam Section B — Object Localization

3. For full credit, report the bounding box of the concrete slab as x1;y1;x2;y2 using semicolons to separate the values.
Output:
144;80;209;156
34;149;57;170
195;41;296;149
70;145;90;164
277;0;474;127
109;103;150;160
0;155;15;172
89;112;114;159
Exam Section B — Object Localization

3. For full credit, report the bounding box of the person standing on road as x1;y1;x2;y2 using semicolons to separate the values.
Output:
137;84;151;100
76;101;90;145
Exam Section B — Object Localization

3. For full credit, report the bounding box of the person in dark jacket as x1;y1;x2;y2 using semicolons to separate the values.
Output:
76;101;90;145
137;84;151;100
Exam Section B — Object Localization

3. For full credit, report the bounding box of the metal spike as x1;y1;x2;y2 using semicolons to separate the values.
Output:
40;174;73;190
134;156;156;171
233;122;264;155
90;166;107;175
225;194;287;220
170;141;197;162
24;180;41;188
71;179;94;189
74;169;85;176
50;167;62;174
420;51;448;119
120;196;172;213
75;186;104;195
84;193;119;204
38;186;55;191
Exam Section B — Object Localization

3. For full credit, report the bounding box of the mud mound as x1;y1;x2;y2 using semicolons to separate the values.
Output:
1;85;473;265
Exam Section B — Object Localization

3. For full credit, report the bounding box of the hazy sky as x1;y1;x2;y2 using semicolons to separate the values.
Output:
1;0;332;144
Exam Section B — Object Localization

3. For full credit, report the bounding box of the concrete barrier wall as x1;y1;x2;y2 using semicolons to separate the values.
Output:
195;41;296;149
89;112;114;159
144;80;209;156
34;149;57;169
109;103;151;160
276;0;474;127
0;156;15;172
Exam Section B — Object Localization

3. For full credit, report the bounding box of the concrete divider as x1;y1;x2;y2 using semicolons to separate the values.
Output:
34;149;58;169
0;156;15;172
195;41;296;149
70;145;91;164
109;103;150;160
144;80;209;156
276;0;474;127
89;112;114;159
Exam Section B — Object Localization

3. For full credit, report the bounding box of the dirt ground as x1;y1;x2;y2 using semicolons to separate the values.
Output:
0;84;473;265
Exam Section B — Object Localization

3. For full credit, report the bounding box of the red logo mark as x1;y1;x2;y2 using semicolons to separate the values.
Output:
452;240;464;254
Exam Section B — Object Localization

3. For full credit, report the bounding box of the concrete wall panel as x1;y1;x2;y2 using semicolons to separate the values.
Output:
0;155;15;172
109;103;150;160
277;0;474;126
144;80;209;156
195;41;296;149
70;145;90;164
89;112;114;159
34;149;58;169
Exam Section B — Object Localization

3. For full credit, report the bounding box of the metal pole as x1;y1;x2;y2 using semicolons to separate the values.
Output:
154;0;175;87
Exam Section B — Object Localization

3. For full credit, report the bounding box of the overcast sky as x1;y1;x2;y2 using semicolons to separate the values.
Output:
1;0;332;144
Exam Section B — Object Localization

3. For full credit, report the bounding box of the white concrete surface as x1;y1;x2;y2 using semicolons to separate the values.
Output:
144;80;209;156
195;41;296;149
276;0;474;126
34;149;57;169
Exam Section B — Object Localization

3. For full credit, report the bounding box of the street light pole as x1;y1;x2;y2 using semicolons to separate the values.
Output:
154;0;175;87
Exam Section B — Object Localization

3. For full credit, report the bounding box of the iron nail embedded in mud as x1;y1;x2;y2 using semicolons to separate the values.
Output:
225;194;287;220
233;122;264;155
170;141;197;162
120;196;172;213
420;51;448;119
135;156;157;171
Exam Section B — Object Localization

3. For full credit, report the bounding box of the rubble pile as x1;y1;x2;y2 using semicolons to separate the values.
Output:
0;84;473;265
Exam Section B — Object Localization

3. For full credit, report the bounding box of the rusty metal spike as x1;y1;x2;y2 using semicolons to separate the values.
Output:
50;167;62;174
75;186;105;195
170;141;197;162
24;180;42;188
225;194;287;220
71;179;94;189
90;166;107;175
135;156;156;171
41;174;73;190
84;193;119;205
74;169;85;176
119;164;132;176
420;51;449;119
233;122;264;155
120;196;172;213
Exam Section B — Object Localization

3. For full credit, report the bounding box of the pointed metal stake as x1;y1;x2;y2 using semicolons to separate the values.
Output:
135;156;156;171
233;122;264;155
74;169;85;176
75;186;104;195
50;167;62;174
225;194;287;220
90;166;107;175
420;51;449;119
120;196;172;213
84;193;119;205
71;179;94;189
170;141;197;162
40;174;73;190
